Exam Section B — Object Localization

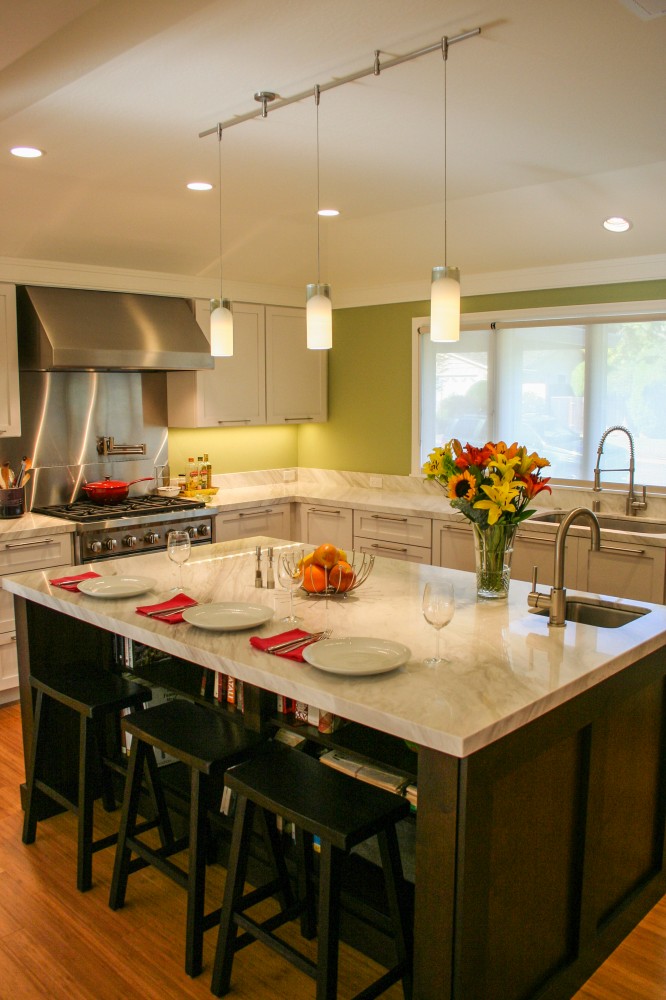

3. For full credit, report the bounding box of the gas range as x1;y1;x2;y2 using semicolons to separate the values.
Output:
32;495;214;563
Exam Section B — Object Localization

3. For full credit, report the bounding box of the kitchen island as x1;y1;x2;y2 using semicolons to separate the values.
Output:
4;536;666;1000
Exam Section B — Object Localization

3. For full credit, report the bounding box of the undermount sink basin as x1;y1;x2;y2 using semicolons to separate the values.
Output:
531;597;650;628
531;511;666;534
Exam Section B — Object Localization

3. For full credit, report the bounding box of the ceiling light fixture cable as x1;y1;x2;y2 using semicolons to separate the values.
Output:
430;36;461;343
306;84;332;350
209;122;233;356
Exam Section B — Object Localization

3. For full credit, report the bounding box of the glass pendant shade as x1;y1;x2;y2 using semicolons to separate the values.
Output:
430;266;461;342
210;299;233;356
306;283;332;350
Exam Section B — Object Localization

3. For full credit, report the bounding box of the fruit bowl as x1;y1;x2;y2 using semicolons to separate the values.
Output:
281;548;375;597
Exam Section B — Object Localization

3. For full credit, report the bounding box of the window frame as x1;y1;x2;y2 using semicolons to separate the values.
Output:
412;299;666;490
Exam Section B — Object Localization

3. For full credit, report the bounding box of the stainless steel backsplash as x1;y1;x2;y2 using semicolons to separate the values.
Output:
2;371;169;507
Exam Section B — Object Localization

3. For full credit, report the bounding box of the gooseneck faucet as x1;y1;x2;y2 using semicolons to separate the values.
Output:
528;507;601;627
593;425;647;517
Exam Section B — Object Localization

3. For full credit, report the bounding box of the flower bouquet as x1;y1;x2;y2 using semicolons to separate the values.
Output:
422;439;552;598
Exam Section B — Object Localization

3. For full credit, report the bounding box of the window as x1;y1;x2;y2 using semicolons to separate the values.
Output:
415;303;666;487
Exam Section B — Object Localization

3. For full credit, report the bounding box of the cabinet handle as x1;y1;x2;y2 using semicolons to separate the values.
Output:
308;507;341;515
283;416;313;422
218;419;251;424
370;514;408;523
598;544;646;556
4;537;57;549
521;533;560;544
370;543;409;553
237;508;273;517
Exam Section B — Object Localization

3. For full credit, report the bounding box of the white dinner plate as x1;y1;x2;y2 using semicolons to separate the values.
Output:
303;637;410;676
181;602;273;631
77;575;156;599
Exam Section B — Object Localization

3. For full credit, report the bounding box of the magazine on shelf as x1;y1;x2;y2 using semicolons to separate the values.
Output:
319;749;408;795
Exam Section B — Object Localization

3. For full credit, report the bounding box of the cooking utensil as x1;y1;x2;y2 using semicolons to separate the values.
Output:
265;628;331;654
0;465;10;489
14;456;32;489
81;476;154;504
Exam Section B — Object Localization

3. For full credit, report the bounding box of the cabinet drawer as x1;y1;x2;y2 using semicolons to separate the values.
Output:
354;535;432;564
353;510;431;548
0;532;73;573
215;505;290;543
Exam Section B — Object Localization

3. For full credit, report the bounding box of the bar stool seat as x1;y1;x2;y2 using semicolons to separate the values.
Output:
109;698;269;979
22;661;156;892
211;743;413;1000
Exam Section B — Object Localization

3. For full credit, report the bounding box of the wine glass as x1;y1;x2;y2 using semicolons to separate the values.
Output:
167;529;191;592
422;580;455;666
277;550;304;624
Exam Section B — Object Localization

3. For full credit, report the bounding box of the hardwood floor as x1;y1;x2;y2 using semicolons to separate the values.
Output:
1;699;666;999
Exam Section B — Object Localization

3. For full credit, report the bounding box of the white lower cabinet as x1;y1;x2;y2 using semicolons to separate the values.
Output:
512;527;578;589
432;520;474;572
354;509;432;564
578;539;666;603
298;504;353;551
215;504;291;543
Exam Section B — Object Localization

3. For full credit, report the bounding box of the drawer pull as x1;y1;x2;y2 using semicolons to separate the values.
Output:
218;419;251;424
309;507;341;515
370;514;408;523
284;416;313;422
4;537;57;549
370;543;409;553
598;544;646;556
237;509;273;517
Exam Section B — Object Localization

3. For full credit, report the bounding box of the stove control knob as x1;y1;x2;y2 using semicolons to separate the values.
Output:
197;524;211;537
123;535;138;548
186;526;197;538
144;532;160;544
89;540;103;554
104;538;117;552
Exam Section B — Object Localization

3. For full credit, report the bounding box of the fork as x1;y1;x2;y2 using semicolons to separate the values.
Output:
143;603;196;618
266;628;331;653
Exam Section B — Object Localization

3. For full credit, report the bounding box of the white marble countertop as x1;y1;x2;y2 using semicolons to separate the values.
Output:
4;536;666;758
0;512;76;542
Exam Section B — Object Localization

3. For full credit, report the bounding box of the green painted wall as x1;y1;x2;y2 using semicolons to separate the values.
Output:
169;279;666;477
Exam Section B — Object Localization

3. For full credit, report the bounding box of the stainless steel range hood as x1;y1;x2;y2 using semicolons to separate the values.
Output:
17;285;214;371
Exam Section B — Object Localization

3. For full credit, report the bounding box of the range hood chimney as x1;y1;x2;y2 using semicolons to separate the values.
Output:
17;285;214;371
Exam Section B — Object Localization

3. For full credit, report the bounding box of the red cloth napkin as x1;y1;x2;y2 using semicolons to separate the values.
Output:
250;628;312;662
49;571;101;592
135;592;198;624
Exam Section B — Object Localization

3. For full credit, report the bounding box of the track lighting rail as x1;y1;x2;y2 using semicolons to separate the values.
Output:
199;27;480;138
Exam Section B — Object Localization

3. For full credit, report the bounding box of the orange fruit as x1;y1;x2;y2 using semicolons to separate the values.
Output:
328;560;356;593
301;563;329;594
313;542;339;569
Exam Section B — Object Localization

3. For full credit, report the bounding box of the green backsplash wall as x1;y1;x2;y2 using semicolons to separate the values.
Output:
169;279;666;476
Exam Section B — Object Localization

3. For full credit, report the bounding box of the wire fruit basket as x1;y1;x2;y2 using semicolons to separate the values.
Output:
281;549;375;597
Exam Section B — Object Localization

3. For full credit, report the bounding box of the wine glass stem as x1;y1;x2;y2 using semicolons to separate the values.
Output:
289;590;294;620
435;626;440;660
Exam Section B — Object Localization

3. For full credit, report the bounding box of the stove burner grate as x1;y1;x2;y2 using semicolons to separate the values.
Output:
33;494;206;523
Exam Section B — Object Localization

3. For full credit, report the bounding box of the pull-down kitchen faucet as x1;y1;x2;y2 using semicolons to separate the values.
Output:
593;425;647;517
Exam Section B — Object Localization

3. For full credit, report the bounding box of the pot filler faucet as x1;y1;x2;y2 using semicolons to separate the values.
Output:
528;507;601;627
593;425;647;517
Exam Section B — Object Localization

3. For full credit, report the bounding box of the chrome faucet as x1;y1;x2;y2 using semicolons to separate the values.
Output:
528;507;601;627
593;425;647;517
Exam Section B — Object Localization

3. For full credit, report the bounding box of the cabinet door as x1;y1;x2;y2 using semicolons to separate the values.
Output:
432;521;475;571
299;504;353;550
513;529;578;588
0;630;18;697
215;504;291;542
265;305;327;424
578;541;665;603
167;301;266;426
0;282;20;438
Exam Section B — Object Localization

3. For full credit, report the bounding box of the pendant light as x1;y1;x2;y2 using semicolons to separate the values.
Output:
306;85;332;350
430;38;460;343
210;124;233;356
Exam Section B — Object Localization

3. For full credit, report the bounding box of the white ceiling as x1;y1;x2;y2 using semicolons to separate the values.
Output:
1;0;665;305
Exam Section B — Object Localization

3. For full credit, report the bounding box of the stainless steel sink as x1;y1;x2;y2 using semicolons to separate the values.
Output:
531;511;666;534
530;597;650;628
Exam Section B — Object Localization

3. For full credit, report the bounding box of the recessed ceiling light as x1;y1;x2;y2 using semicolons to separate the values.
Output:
10;146;43;158
187;181;213;191
317;208;339;217
603;216;632;232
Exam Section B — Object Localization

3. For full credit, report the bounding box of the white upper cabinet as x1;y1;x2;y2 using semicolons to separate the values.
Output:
0;283;20;438
265;305;327;425
167;301;266;427
168;301;327;427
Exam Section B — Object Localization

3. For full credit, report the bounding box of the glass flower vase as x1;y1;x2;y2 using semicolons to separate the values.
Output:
472;522;517;600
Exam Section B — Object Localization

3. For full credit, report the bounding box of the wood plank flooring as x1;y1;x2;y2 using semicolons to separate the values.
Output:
1;699;666;999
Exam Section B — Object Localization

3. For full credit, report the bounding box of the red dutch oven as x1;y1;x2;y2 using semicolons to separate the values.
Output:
81;476;153;505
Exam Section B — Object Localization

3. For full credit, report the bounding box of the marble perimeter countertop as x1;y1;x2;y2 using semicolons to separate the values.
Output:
4;536;666;759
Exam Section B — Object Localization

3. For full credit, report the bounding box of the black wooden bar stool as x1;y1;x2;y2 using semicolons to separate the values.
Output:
210;743;413;1000
109;698;270;979
22;661;159;892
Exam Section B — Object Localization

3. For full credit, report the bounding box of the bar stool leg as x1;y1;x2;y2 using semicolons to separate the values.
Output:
210;795;256;997
77;716;97;891
94;722;117;813
317;840;343;1000
258;808;295;913
296;827;317;940
377;827;413;1000
109;739;150;909
22;689;46;846
186;770;208;978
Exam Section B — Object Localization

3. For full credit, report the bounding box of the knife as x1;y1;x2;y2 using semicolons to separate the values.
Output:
265;629;330;653
143;604;197;618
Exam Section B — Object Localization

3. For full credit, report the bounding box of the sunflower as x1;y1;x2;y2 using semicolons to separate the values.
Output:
448;470;477;501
